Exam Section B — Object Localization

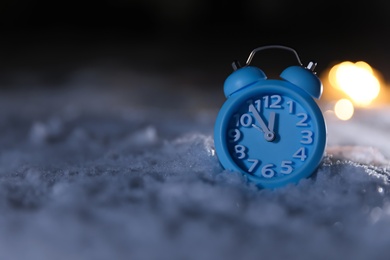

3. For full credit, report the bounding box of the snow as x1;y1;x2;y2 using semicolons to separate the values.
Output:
0;68;390;260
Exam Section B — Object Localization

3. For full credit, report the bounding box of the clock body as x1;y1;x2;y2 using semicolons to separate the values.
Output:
214;77;327;189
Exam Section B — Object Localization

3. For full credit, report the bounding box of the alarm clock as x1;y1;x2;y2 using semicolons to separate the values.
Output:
214;45;327;189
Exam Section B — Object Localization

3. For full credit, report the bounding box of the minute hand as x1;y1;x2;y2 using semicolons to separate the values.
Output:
249;104;275;142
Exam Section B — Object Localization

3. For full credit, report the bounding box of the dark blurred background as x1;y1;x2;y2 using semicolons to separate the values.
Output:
1;0;390;89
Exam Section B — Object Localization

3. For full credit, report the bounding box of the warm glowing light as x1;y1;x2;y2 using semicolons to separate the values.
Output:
328;61;380;106
334;99;354;120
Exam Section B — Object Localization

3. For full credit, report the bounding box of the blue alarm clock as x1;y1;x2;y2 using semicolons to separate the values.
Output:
214;45;327;189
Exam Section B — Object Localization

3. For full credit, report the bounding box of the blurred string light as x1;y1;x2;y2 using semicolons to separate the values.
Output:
323;61;382;120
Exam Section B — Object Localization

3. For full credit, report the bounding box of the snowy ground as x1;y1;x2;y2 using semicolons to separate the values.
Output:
0;67;390;260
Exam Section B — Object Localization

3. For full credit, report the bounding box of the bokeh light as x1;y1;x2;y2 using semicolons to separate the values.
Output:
334;98;354;121
328;61;380;107
320;60;387;121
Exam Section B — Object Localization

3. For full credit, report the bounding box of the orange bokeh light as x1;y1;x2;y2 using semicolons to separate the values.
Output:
320;61;387;120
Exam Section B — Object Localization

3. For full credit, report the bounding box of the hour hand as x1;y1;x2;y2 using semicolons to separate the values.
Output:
268;112;276;133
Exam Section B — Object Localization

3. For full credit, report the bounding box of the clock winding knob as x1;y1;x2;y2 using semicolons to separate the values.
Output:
306;61;317;72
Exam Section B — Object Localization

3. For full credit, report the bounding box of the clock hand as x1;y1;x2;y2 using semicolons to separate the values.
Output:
249;104;269;132
251;123;264;133
248;104;275;142
268;112;276;133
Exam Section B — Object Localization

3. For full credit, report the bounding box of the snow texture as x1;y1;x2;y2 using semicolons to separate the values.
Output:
0;69;390;260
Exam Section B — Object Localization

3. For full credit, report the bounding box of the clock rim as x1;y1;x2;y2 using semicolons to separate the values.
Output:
214;79;327;189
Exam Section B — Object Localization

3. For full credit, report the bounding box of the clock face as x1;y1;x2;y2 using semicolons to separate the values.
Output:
216;84;326;188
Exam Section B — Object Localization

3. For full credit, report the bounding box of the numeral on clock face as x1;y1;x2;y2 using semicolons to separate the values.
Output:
228;129;241;142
